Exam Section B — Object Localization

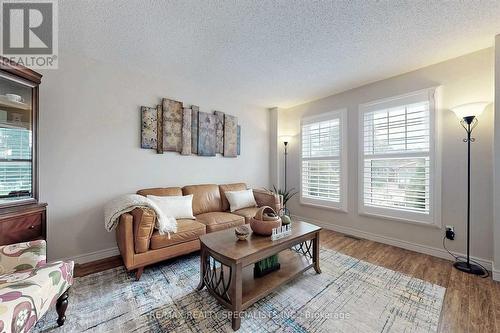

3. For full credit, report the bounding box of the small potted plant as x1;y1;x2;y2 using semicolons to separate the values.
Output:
254;254;280;278
267;185;298;219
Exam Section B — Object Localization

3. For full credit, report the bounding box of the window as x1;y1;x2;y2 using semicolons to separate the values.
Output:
301;109;347;211
0;127;32;198
359;88;440;225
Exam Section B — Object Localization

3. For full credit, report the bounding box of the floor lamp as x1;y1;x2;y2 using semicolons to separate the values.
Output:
450;102;488;276
280;136;292;191
283;140;288;191
280;136;292;215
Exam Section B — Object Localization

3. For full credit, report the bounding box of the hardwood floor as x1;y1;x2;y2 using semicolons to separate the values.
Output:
319;230;500;333
74;229;500;332
74;255;123;277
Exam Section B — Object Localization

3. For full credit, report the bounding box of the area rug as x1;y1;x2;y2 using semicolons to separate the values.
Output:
34;248;445;332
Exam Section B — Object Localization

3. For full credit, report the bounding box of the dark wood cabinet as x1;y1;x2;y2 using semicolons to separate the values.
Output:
0;203;46;245
0;58;45;246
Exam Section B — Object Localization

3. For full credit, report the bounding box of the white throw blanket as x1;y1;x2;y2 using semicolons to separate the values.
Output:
104;194;177;235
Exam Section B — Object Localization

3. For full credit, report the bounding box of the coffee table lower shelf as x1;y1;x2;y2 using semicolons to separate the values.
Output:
241;250;312;309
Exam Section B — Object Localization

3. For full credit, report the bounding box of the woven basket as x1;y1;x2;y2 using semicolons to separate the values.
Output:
250;206;282;236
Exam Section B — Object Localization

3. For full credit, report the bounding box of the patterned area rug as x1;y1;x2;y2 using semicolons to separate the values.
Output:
34;249;445;332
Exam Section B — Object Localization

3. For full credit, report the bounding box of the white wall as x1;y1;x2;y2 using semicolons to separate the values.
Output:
278;48;494;263
39;53;270;262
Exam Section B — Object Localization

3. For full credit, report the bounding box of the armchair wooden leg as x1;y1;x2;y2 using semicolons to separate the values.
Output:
135;267;144;281
56;289;69;326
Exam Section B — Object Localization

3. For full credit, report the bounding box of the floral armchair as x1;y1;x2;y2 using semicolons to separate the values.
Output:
0;240;73;333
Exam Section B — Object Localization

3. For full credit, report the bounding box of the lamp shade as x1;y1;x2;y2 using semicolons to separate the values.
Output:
280;135;292;144
450;102;488;119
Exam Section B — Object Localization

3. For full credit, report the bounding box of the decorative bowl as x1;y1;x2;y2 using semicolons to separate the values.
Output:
235;226;250;240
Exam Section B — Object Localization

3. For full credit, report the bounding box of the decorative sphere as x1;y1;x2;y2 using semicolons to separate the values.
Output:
235;226;250;240
281;215;292;225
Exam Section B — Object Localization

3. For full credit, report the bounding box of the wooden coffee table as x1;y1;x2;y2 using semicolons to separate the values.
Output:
196;221;321;330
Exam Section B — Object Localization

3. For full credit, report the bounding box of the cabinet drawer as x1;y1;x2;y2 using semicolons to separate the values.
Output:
0;213;43;245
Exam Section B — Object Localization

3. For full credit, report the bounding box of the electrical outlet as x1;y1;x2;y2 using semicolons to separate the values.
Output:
445;225;455;240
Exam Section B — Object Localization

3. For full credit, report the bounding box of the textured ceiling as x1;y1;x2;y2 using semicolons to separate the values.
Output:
60;0;500;108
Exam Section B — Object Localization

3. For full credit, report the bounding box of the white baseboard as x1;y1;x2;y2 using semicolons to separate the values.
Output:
293;214;493;271
61;246;120;264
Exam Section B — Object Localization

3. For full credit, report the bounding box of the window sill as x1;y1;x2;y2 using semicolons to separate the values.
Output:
299;199;348;213
358;211;441;229
0;197;37;209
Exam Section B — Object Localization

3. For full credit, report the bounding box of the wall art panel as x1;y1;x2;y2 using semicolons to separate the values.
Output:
237;125;241;156
181;107;192;155
214;110;224;154
223;114;238;157
141;106;157;149
162;98;183;152
197;111;217;156
191;105;199;154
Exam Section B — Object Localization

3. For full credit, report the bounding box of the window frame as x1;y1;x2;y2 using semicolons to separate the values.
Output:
300;109;348;212
358;88;442;227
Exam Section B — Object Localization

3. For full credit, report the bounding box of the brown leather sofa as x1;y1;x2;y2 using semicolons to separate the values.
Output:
116;183;280;280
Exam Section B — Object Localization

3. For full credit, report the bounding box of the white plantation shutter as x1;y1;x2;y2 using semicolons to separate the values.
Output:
359;89;439;224
363;102;430;155
301;110;347;210
0;127;32;198
363;157;429;213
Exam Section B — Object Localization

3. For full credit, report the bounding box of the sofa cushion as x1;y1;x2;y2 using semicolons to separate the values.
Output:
150;219;206;250
182;184;222;215
219;183;247;211
233;207;260;224
196;212;245;233
137;187;183;197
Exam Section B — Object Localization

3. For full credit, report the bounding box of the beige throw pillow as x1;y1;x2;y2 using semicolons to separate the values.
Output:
225;189;257;212
147;194;195;220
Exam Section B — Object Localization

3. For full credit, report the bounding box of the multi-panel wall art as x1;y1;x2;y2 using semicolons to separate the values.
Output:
140;98;241;157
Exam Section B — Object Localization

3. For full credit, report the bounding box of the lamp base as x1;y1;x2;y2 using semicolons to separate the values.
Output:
453;261;487;276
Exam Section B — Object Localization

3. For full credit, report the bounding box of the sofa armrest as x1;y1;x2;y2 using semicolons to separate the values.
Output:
116;213;135;270
253;189;281;213
116;208;156;270
0;240;46;275
130;208;156;254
